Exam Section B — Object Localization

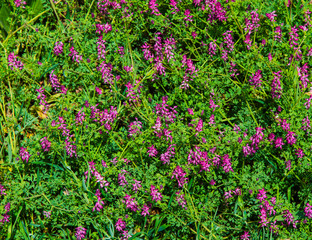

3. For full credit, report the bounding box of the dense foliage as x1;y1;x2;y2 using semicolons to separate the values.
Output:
1;0;312;239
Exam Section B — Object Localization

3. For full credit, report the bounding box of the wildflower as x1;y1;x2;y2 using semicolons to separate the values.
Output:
271;71;282;99
164;37;176;62
176;191;187;209
249;70;262;88
155;96;177;123
141;204;150;216
0;203;10;224
149;0;161;16
208;114;215;126
206;0;228;23
147;145;158;157
69;46;83;63
184;9;193;22
275;137;284;149
75;109;86;125
274;26;282;41
266;11;277;22
53;41;64;56
150;185;162;202
283;210;298;228
125;80;143;102
286;131;296;145
20;147;31;163
208;41;217;57
0;184;6;195
285;160;291;170
171;166;188;187
224;190;232;199
14;0;26;8
222;154;233;173
128;119;142;137
36;87;49;112
221;31;234;61
40;137;51;152
295;149;304;158
297;63;309;89
8;52;24;71
118;171;128;186
160;144;175;164
241;231;250;240
93;189;104;212
97;36;106;59
304;203;312;218
43;211;51;218
257;188;267;202
289;26;299;50
132;179;142;192
229;61;239;77
65;137;77;158
75;226;87;240
210;179;216;185
123;194;139;212
245;9;260;33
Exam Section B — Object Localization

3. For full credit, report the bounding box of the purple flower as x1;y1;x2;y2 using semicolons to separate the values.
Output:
249;70;262;88
210;179;216;185
141;204;150;216
149;0;161;16
160;144;175;164
147;145;158;157
286;131;296;145
20;147;31;163
171;166;188;188
256;188;267;203
240;231;250;240
266;11;277;22
271;71;282;99
75;226;86;240
40;137;51;152
93;189;104;212
176;191;187;209
14;0;26;8
69;46;83;63
132;179;142;192
275;137;284;149
295;149;304;158
53;41;64;56
222;154;233;173
43;211;51;218
150;185;162;202
123;194;139;212
8;52;24;71
0;184;6;195
128;119;142;137
305;203;312;218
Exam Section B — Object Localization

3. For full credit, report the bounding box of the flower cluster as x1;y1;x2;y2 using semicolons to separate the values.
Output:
8;52;24;71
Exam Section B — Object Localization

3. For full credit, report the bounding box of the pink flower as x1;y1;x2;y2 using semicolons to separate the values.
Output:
20;147;31;163
150;185;162;202
75;226;86;240
249;70;262;88
176;191;187;209
53;41;63;56
147;145;158;157
275;137;284;149
141;204;150;216
40;137;51;152
14;0;26;8
8;52;24;71
116;218;126;232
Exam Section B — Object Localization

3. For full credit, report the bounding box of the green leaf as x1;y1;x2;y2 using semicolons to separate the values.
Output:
29;0;43;15
0;4;11;35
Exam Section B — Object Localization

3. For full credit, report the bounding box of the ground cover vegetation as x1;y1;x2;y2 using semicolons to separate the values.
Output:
1;0;312;239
